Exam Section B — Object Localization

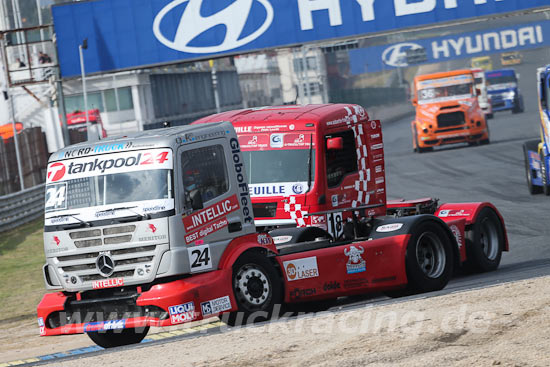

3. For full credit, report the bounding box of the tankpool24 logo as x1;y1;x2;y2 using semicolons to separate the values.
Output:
153;0;274;53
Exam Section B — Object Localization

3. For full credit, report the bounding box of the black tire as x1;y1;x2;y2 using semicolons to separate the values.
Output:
541;148;550;196
465;208;504;272
486;113;494;120
87;327;149;348
225;251;282;326
512;96;524;114
404;221;454;293
479;138;490;145
523;140;543;195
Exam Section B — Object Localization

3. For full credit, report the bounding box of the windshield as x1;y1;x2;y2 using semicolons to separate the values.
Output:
45;170;172;212
239;131;316;197
417;75;474;104
486;75;517;86
473;58;490;67
243;149;315;185
44;149;174;226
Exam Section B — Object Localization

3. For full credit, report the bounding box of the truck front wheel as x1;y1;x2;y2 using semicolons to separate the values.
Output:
225;251;282;326
86;327;149;348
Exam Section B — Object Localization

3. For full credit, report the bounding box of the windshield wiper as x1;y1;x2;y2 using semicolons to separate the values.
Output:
95;206;150;222
47;212;90;228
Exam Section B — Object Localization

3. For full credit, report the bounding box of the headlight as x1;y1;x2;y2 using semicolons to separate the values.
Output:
503;91;516;99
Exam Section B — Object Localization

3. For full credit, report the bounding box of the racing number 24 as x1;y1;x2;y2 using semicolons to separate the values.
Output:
187;244;212;272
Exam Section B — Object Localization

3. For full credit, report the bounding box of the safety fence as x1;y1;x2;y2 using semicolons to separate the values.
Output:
0;183;44;232
0;127;48;195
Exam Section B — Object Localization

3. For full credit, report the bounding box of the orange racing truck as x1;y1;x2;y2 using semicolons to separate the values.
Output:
411;69;490;153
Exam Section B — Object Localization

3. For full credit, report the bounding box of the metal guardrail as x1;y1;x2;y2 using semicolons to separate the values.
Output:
0;184;44;232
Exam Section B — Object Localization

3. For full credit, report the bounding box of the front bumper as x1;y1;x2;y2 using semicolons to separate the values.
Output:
417;126;489;148
490;97;515;111
37;268;235;336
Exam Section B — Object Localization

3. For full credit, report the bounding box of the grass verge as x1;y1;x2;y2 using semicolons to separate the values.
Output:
0;218;46;323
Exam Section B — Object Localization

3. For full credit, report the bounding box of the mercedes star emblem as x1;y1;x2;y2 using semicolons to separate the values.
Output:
96;253;115;277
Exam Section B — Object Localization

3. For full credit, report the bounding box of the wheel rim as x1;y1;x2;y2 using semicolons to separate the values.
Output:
234;264;271;308
480;217;499;261
416;232;446;279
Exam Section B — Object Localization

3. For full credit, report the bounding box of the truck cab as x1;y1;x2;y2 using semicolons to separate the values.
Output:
193;105;387;235
66;109;108;143
410;69;489;153
472;68;493;119
485;69;524;114
471;56;493;71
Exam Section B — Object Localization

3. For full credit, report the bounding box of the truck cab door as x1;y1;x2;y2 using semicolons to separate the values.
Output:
174;138;254;273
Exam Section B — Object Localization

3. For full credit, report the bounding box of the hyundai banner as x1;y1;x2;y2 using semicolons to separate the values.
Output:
350;20;550;74
52;0;549;78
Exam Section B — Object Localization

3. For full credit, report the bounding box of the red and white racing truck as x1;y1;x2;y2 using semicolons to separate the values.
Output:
38;104;507;348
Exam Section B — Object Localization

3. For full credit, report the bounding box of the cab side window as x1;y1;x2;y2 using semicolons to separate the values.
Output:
181;145;229;207
325;130;358;188
545;78;550;111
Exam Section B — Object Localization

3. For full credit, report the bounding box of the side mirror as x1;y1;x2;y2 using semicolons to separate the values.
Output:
326;137;344;151
475;88;481;96
412;98;418;106
189;189;203;211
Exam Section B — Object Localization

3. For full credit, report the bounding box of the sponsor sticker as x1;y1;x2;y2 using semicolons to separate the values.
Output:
289;288;316;300
201;296;232;316
92;277;124;290
46;149;172;183
438;209;471;217
283;257;319;281
84;319;126;332
249;182;308;197
344;246;366;274
323;281;341;291
169;302;196;324
450;225;463;248
272;235;293;244
38;317;45;335
376;223;403;233
257;233;273;245
309;215;327;230
270;133;284;148
183;195;239;232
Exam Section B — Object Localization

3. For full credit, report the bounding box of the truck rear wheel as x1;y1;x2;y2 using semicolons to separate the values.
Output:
523;140;542;195
465;208;504;272
405;221;453;293
225;251;282;326
86;327;149;348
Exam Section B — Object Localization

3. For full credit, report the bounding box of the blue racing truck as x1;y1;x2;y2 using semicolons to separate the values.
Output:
524;66;550;195
486;69;524;114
